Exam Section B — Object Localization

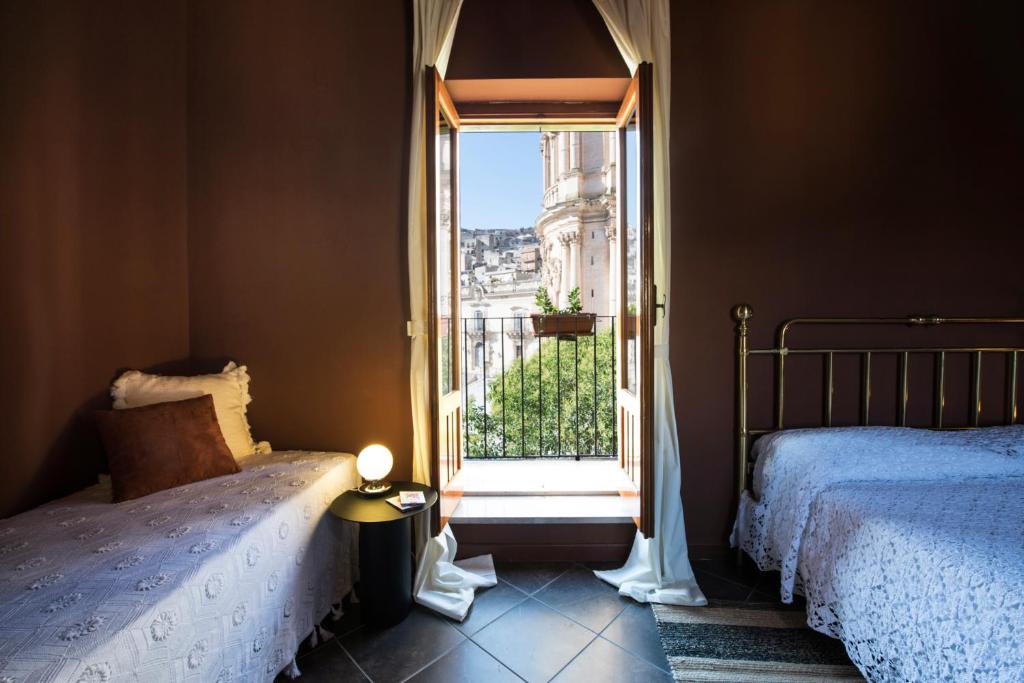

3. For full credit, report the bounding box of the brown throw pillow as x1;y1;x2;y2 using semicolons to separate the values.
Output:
95;394;241;502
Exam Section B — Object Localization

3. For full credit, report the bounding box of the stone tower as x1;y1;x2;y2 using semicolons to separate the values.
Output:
535;131;618;317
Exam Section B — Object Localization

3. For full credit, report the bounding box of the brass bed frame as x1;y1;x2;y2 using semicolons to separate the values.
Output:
732;304;1024;509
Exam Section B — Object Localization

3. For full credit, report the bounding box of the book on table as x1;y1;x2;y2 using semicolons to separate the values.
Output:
399;491;426;506
386;491;426;511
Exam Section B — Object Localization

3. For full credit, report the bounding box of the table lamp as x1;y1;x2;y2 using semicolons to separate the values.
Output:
356;444;393;496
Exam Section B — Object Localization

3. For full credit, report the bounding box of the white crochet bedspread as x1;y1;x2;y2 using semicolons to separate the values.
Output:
0;451;358;683
732;425;1024;601
800;477;1024;682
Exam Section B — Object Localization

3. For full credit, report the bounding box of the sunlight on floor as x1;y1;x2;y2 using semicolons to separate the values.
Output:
449;460;638;523
453;459;633;496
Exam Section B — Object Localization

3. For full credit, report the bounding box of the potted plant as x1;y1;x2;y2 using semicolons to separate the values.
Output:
531;287;597;339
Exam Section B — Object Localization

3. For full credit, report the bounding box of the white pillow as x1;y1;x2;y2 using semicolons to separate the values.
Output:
111;362;271;462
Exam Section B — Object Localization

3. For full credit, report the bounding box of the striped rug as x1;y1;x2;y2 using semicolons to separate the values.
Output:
652;600;864;682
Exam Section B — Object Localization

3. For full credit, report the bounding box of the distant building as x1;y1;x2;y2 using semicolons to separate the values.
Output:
519;245;540;273
459;227;542;405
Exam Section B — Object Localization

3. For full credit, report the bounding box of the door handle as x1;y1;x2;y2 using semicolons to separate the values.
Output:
653;285;666;321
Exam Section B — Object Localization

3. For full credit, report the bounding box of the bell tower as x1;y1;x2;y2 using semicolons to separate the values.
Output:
535;132;617;316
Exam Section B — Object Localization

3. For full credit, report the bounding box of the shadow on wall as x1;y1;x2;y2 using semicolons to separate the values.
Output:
13;357;233;515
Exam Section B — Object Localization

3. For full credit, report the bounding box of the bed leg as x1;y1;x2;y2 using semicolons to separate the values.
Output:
283;658;301;679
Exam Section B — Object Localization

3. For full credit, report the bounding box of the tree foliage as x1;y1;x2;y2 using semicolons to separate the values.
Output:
465;331;617;457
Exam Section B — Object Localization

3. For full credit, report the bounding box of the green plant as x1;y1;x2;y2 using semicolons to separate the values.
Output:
534;286;586;315
535;286;557;314
566;287;583;314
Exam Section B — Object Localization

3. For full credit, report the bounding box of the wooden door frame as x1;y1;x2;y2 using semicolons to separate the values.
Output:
426;66;655;537
615;63;655;538
425;67;463;534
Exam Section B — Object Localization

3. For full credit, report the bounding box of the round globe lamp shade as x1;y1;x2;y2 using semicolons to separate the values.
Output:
357;444;394;496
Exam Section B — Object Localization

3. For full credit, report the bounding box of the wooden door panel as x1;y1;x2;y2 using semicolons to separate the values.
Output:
618;389;641;528
616;64;655;538
618;390;640;487
438;391;462;527
426;67;464;534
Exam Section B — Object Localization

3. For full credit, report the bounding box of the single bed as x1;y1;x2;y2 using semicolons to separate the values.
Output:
733;425;1024;601
0;450;359;683
728;305;1024;681
800;476;1024;681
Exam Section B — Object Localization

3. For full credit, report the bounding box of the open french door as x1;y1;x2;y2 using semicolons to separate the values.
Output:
425;67;463;534
616;64;655;538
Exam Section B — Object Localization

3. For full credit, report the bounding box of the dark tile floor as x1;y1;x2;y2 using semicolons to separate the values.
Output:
284;555;780;683
691;554;787;603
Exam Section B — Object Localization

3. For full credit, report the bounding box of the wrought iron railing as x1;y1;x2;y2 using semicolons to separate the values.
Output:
460;315;618;459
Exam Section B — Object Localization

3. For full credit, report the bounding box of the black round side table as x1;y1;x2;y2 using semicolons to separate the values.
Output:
329;481;437;627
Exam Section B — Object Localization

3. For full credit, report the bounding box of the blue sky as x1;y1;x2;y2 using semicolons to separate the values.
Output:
460;131;541;230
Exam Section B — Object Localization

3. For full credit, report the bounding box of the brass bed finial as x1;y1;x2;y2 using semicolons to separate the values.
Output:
732;303;753;323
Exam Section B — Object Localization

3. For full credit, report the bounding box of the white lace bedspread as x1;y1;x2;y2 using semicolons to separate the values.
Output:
0;451;359;683
732;426;1024;601
800;477;1024;682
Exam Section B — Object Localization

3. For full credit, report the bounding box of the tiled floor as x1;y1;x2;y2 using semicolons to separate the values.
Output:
690;553;791;604
284;562;673;682
285;554;783;683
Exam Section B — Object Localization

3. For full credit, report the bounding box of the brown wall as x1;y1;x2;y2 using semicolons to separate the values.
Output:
186;1;415;474
0;1;189;516
3;0;1022;548
671;0;1024;545
446;0;627;80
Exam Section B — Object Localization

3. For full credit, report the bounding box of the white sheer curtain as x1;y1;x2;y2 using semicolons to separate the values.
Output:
592;0;706;607
406;0;496;622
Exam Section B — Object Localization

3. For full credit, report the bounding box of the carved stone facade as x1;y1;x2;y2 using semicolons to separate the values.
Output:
536;131;617;316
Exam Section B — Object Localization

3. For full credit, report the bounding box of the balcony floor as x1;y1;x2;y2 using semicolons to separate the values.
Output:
449;460;638;524
453;459;632;496
450;495;638;524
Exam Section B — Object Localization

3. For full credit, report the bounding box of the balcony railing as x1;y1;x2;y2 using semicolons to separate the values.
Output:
459;315;618;459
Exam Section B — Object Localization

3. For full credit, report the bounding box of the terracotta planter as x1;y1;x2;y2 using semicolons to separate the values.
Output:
530;313;597;338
